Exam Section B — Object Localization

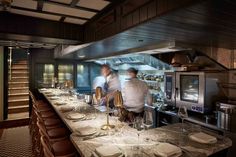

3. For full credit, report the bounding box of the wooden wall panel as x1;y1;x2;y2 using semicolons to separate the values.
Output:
85;0;198;42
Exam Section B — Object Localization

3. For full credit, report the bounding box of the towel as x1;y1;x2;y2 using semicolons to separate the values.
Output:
189;132;217;144
154;143;182;157
95;145;122;157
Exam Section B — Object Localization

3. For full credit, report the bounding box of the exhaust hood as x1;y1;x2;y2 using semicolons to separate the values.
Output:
92;53;173;71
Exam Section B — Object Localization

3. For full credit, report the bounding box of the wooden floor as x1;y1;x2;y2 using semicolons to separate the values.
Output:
0;126;35;157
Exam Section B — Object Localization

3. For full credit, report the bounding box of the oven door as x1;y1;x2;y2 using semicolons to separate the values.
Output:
176;72;205;113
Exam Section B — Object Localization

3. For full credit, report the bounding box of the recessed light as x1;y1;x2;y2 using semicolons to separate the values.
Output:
78;55;85;58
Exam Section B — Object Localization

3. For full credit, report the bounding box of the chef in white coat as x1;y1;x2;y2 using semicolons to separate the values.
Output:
122;68;152;117
101;64;121;107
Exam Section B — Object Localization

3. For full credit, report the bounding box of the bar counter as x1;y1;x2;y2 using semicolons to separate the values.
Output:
39;89;232;157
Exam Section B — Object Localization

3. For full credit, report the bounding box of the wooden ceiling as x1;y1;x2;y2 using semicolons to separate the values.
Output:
60;0;236;60
4;0;111;25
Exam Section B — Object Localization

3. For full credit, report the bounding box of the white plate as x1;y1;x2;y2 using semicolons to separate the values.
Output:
154;152;182;157
50;97;60;100
75;127;97;137
66;113;85;120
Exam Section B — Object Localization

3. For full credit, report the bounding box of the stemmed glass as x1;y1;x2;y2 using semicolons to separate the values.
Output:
133;116;144;157
142;111;153;130
178;105;188;133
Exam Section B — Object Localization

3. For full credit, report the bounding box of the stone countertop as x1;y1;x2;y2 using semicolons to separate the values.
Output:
39;89;232;157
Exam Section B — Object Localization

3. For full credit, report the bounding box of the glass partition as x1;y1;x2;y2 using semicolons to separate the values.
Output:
58;64;73;84
77;64;89;87
35;64;54;88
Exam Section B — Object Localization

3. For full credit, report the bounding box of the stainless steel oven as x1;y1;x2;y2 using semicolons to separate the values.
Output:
164;71;227;114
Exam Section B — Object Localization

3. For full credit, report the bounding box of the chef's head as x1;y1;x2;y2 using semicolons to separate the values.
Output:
101;64;111;77
127;67;138;79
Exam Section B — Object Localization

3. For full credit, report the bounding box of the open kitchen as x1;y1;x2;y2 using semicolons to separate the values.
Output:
0;0;236;157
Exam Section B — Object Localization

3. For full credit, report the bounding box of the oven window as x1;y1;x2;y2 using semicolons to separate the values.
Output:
180;75;199;103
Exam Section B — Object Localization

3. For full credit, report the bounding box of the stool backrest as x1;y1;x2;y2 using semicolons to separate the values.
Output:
40;135;54;157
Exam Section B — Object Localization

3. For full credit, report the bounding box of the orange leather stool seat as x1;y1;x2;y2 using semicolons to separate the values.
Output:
43;118;62;127
40;111;57;119
47;127;69;139
51;139;76;156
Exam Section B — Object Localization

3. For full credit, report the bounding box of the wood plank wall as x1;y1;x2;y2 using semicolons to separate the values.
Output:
84;0;199;42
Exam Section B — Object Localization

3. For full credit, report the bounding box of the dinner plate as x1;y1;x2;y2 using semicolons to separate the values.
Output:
66;113;85;120
50;97;60;100
74;127;97;137
154;152;182;157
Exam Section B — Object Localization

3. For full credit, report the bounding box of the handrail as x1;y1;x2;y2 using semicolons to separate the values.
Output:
8;47;12;81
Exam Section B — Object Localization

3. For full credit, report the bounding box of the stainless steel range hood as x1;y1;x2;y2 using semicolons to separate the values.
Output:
92;53;173;71
54;39;191;60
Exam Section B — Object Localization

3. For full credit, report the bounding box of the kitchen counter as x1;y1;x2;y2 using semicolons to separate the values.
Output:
39;89;232;157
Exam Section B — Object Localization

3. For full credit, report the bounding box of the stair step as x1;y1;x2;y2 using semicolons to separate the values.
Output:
8;88;29;94
8;82;28;88
9;87;29;90
8;82;28;84
9;77;28;82
7;112;29;120
13;60;28;64
11;73;28;77
9;99;29;107
8;95;29;101
8;93;29;96
8;105;29;114
8;98;29;103
11;67;28;70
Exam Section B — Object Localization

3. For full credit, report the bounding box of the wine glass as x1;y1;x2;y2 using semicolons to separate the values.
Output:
142;111;153;130
133;116;144;156
178;105;188;133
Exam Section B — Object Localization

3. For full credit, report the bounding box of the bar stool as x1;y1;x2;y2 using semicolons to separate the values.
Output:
40;135;76;157
37;121;69;142
39;125;76;157
36;111;63;130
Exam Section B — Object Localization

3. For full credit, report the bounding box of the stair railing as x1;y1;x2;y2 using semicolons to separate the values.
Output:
8;47;12;81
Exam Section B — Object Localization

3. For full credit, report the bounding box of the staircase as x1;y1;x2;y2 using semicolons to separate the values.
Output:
8;60;29;120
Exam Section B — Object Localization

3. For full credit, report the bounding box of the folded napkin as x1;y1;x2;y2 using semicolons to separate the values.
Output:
67;113;85;120
189;132;217;144
154;143;182;157
95;145;122;157
75;126;97;136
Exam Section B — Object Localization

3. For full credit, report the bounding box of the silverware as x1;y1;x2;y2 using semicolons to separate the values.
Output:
82;132;108;141
72;117;93;122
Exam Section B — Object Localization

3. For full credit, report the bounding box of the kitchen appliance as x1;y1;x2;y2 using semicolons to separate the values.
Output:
164;72;176;107
164;71;227;113
216;101;236;131
85;94;92;104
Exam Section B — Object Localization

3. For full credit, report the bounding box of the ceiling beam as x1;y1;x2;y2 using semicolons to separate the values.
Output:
11;6;90;21
59;0;80;22
32;0;100;13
